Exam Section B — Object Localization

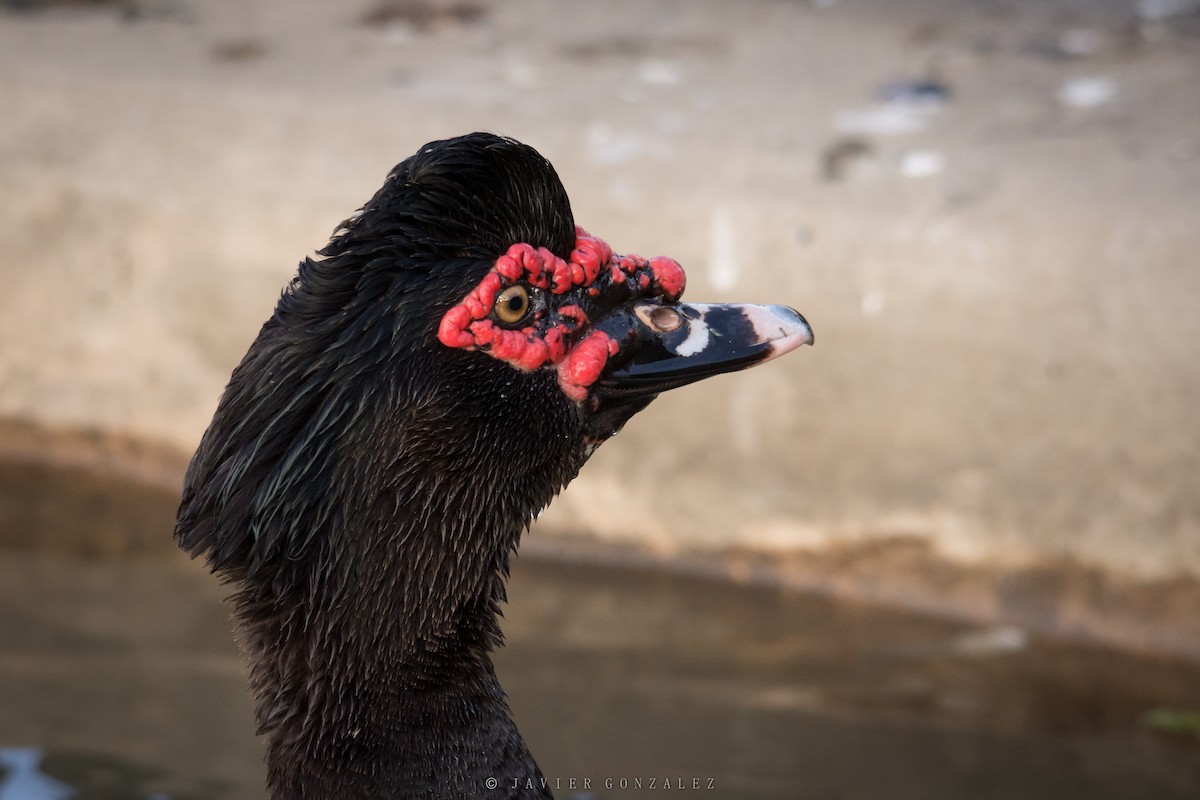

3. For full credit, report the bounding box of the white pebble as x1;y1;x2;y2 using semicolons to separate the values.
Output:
1059;77;1117;108
900;149;946;178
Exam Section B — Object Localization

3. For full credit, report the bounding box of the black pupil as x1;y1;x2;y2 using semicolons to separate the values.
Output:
505;293;525;314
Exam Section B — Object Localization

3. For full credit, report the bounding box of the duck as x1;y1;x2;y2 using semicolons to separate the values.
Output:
175;132;812;799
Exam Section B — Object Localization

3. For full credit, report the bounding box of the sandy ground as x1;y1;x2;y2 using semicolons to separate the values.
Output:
1;0;1198;653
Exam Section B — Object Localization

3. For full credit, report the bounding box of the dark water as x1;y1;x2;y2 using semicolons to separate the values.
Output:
1;457;1199;798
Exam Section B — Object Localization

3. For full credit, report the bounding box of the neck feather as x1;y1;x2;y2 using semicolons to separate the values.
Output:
178;311;583;798
227;389;576;799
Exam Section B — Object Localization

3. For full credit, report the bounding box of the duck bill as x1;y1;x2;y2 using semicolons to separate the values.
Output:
594;301;813;399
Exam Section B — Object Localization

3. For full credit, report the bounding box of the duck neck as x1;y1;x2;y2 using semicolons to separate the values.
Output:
204;360;582;798
236;523;548;799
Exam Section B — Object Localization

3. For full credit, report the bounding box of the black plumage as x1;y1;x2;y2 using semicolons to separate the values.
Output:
176;132;811;799
179;135;585;798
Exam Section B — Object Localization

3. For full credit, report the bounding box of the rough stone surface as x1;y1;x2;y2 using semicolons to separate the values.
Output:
1;0;1198;651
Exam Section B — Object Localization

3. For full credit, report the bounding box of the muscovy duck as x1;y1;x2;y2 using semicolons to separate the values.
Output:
175;133;812;799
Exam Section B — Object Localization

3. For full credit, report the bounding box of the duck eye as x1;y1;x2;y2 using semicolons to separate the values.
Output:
494;284;531;325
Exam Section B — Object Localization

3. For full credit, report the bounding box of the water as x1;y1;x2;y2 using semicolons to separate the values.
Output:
1;454;1199;798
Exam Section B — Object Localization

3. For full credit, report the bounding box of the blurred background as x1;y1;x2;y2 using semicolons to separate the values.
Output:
1;0;1198;797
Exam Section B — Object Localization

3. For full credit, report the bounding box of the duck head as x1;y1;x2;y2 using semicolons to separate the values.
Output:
437;227;812;450
175;133;811;798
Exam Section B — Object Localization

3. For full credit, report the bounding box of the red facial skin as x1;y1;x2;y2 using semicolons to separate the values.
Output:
438;226;686;401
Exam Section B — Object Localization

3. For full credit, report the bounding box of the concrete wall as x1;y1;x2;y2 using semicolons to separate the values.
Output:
1;0;1197;653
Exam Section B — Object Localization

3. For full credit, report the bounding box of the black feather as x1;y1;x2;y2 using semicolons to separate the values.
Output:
176;134;584;798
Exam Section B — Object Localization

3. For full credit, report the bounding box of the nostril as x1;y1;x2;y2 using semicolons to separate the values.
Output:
648;306;684;332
